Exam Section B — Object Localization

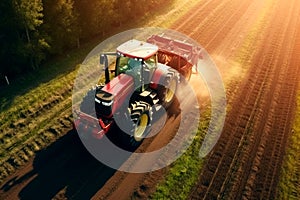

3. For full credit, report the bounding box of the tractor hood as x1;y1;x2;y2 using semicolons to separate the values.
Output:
101;73;134;96
95;74;134;118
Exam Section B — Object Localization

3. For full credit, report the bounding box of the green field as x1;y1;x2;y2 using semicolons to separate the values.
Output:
277;89;300;199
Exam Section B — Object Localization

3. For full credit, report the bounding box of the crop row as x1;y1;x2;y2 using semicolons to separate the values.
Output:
0;70;76;183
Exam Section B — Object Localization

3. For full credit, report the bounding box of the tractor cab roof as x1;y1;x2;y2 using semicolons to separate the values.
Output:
117;39;158;60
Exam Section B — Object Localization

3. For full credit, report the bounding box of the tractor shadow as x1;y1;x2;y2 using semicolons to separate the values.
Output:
1;100;181;199
1;129;118;199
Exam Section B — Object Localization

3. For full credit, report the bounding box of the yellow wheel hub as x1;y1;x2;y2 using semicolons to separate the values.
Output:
134;113;149;141
165;79;176;103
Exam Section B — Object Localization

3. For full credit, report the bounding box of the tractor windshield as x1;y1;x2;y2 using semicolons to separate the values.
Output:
117;55;142;74
116;55;144;89
117;56;129;73
144;55;157;69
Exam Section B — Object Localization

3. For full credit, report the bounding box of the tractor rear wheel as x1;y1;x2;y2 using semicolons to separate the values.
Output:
158;69;178;108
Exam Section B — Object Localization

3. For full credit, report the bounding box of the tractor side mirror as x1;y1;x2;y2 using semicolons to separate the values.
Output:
100;54;105;65
142;65;151;84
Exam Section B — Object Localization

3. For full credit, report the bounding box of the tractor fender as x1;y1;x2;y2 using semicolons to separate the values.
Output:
150;63;172;89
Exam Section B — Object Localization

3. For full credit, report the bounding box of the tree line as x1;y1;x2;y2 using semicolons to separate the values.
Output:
0;0;169;78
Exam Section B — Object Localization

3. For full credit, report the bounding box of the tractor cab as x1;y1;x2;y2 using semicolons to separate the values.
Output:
115;40;158;91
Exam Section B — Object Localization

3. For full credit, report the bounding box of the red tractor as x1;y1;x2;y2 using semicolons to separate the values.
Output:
74;34;202;147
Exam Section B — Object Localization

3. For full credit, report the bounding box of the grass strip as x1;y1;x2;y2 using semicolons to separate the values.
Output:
150;111;210;199
277;90;300;199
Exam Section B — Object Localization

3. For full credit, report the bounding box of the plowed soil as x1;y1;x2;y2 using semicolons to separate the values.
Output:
1;0;300;199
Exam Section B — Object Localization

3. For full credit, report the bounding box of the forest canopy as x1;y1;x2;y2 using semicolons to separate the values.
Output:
0;0;168;77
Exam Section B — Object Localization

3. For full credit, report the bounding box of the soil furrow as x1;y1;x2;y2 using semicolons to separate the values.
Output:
236;3;299;199
189;0;300;199
255;10;300;199
171;0;229;37
189;0;279;197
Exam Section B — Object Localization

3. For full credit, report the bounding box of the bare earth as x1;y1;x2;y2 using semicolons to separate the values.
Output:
1;0;300;199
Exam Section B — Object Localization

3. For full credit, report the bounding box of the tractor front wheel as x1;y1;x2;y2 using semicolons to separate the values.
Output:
127;101;152;148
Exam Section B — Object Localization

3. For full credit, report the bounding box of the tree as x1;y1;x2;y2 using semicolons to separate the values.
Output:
73;0;94;39
74;0;116;40
13;0;48;69
0;0;19;75
42;0;79;54
13;0;43;43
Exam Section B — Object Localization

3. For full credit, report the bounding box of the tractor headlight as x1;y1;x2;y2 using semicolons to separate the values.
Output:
95;98;101;104
95;90;114;118
102;100;114;106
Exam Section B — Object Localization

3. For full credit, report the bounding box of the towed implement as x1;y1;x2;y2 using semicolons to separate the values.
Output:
74;34;202;147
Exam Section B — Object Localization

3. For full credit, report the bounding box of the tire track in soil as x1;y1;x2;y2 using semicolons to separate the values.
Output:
252;6;300;200
171;0;251;52
189;0;300;199
171;0;227;37
223;1;300;199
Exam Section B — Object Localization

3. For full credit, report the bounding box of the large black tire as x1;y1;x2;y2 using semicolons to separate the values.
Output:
129;101;151;147
158;69;178;109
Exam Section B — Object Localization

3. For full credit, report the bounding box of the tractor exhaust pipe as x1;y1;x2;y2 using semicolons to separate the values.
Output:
100;53;116;84
100;54;110;84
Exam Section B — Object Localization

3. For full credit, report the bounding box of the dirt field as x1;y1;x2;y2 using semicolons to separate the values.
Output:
1;0;300;199
187;0;300;199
